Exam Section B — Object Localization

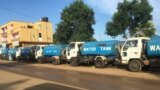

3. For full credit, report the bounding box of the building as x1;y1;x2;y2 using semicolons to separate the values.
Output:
0;18;53;48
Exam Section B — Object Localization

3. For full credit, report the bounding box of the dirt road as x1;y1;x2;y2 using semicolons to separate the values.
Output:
0;60;160;90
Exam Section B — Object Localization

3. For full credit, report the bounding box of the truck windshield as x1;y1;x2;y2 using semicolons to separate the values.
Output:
68;43;75;50
35;46;40;51
123;40;138;51
0;45;2;48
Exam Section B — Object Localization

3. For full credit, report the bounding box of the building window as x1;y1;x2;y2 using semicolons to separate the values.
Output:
39;33;42;38
27;25;33;28
2;28;5;32
4;27;7;30
2;27;6;33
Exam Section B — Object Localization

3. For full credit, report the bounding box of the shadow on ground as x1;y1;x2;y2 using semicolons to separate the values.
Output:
0;79;29;90
112;63;160;78
0;79;79;90
0;61;28;68
24;83;80;90
0;60;38;68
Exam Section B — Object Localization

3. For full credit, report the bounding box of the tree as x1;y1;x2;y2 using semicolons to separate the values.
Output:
55;0;95;44
106;0;155;38
134;21;156;37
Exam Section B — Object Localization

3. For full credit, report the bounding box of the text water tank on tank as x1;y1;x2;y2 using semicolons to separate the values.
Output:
43;45;67;56
81;40;120;57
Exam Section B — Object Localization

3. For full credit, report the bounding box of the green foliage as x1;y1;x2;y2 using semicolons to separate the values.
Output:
106;0;155;38
55;0;95;44
52;33;58;44
134;21;156;37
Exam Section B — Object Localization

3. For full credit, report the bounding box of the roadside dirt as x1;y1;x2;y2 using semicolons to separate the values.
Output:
1;60;160;81
0;69;86;90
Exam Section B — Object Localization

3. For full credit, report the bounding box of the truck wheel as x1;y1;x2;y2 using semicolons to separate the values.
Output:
17;57;21;62
128;60;142;72
17;59;21;62
37;57;44;64
95;58;105;68
70;58;79;66
52;58;60;65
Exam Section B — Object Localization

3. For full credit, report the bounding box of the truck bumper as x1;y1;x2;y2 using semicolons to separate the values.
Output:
121;60;128;64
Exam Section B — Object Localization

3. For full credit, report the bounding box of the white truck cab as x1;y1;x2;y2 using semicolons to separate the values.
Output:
35;45;46;60
16;47;22;60
66;42;84;61
0;49;2;55
121;37;150;71
0;48;2;59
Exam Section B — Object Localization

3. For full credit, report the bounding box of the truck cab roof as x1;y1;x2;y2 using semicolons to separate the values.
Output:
69;42;84;44
127;37;150;41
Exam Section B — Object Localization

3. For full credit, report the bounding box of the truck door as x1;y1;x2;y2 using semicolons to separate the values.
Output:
66;43;84;60
66;43;76;60
121;40;141;64
16;48;21;58
35;46;43;59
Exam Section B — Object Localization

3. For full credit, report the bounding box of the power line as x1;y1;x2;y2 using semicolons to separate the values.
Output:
0;6;39;20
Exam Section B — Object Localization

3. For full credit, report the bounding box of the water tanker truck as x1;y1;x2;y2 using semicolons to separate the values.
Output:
35;44;67;64
66;37;160;72
8;48;17;60
19;46;37;62
66;41;120;67
0;47;20;60
8;47;22;61
0;48;9;60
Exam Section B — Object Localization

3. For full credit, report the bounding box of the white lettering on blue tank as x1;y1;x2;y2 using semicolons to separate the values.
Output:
83;47;96;51
150;45;160;51
53;50;57;52
100;47;111;51
46;50;57;53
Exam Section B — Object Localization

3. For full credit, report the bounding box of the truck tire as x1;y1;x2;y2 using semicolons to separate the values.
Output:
17;58;21;62
37;57;44;64
95;57;105;68
52;58;60;65
128;60;142;72
17;57;21;62
70;57;79;66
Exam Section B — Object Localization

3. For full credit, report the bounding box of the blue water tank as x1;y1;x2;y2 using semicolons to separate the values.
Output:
21;46;36;56
81;40;120;57
1;48;9;55
8;48;16;55
147;38;160;57
43;44;67;56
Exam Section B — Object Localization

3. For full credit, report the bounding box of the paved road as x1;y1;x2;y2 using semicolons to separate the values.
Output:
0;62;160;90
